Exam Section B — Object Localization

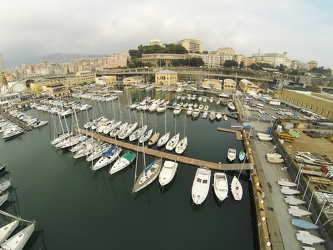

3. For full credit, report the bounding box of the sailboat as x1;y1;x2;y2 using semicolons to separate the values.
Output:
0;179;11;194
230;176;243;201
157;110;170;147
191;167;211;205
165;115;179;151
148;113;159;146
0;193;9;207
158;161;178;187
139;128;153;144
213;172;228;202
296;231;324;245
109;151;136;175
0;220;19;245
91;145;122;171
175;113;188;154
0;223;35;250
133;158;163;193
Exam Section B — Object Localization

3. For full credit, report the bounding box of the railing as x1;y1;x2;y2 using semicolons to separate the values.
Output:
270;128;333;249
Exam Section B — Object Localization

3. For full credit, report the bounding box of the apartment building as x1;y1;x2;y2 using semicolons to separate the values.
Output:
177;39;203;53
107;52;128;69
251;52;291;67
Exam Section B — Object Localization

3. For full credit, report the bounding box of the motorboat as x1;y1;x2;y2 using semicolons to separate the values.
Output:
2;127;24;141
284;196;306;205
30;120;48;128
288;206;312;217
202;111;208;119
278;179;296;187
227;148;236;161
175;137;187;154
191;109;200;119
173;106;182;115
292;219;319;230
91;146;122;171
148;132;160;146
157;132;170;147
215;113;222;120
223;114;227;121
213;172;228;202
230;176;243;201
165;133;180;151
266;153;282;158
0;220;19;245
209;112;216;121
267;156;284;163
280;187;300;195
238;151;246;162
133;158;163;193
228;102;236;111
109;151;136;175
158;161;178;187
191;168;211;205
0;223;35;250
296;231;324;245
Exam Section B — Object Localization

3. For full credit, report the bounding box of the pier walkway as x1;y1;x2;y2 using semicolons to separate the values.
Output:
217;127;242;140
79;129;253;171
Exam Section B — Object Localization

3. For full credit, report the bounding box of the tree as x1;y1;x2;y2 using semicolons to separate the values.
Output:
223;60;238;68
277;64;287;73
239;61;244;68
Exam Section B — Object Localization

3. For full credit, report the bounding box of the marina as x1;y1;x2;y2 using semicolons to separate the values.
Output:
0;88;256;249
79;129;254;171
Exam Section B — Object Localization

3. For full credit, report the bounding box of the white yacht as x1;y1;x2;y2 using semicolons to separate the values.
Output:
191;168;211;205
159;161;178;187
227;148;237;161
213;172;228;202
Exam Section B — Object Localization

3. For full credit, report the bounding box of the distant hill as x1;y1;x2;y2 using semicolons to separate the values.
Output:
40;53;110;63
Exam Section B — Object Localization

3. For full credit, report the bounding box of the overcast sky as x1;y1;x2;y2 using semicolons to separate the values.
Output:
1;0;332;68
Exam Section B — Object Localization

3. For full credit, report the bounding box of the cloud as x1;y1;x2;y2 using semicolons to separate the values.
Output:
1;0;332;68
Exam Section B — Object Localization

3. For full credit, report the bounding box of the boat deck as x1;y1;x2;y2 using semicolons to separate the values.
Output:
79;129;253;171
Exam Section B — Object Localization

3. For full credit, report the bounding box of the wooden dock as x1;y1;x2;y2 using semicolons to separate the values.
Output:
79;129;253;171
217;127;243;140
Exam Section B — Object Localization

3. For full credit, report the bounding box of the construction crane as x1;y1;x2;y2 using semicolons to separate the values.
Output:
0;52;10;95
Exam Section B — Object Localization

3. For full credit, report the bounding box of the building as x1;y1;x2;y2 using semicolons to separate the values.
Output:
251;52;291;67
307;61;318;69
42;83;70;97
177;39;203;53
188;53;221;68
239;79;261;94
216;47;236;55
96;75;117;85
140;53;186;67
223;79;236;91
155;70;178;86
122;76;144;86
0;93;21;107
150;39;164;47
75;70;96;85
201;79;222;90
106;52;128;69
280;89;333;118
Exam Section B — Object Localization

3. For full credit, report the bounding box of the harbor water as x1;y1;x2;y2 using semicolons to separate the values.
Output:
0;89;256;249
